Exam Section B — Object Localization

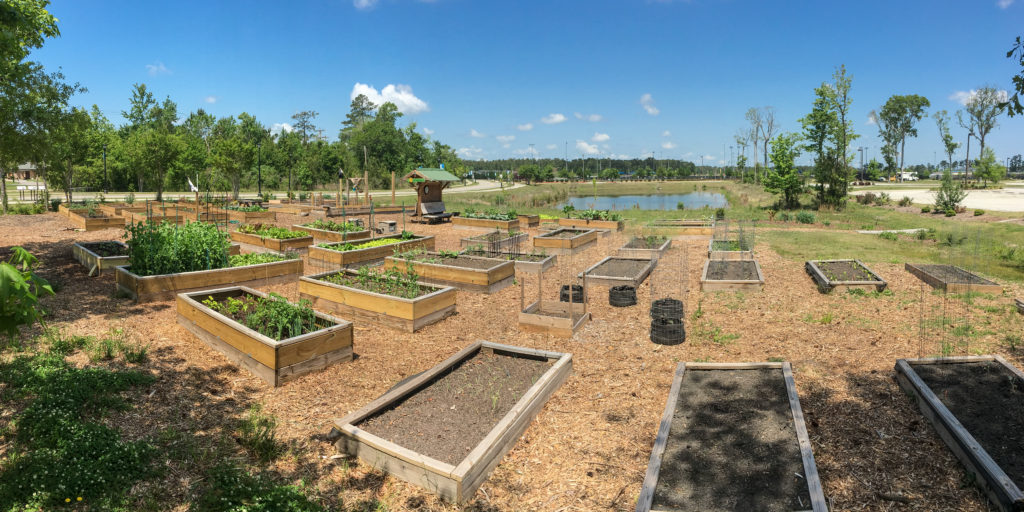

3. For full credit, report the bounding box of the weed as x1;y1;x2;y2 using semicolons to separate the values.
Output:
767;357;786;362
691;299;704;321
237;404;285;464
898;196;913;207
796;211;815;224
1004;334;1022;351
878;231;899;241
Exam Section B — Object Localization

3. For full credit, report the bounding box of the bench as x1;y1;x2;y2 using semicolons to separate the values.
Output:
419;201;455;224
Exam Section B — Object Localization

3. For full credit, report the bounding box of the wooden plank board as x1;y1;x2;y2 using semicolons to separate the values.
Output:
518;300;590;337
292;224;371;243
557;217;624;231
905;263;1002;295
72;241;129;276
452;216;518;230
115;258;303;302
230;230;313;252
617;238;672;260
699;259;765;292
636;363;686;512
579;256;655;288
309;235;435;266
383;254;514;293
805;259;887;294
706;238;754;260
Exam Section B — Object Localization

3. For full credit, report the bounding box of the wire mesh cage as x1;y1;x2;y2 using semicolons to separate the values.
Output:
648;229;687;345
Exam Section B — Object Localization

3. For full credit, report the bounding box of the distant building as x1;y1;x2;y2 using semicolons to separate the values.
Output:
15;163;38;180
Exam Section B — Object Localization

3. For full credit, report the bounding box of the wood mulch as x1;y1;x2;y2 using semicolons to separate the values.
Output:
2;210;1023;511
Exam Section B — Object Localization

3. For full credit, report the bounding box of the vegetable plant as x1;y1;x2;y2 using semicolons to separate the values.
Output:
303;219;361;233
124;221;231;276
237;224;308;240
201;292;324;340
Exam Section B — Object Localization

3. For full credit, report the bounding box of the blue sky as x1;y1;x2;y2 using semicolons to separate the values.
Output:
31;0;1024;167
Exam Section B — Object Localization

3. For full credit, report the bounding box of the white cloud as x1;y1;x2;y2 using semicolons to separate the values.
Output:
576;140;600;155
591;132;610;142
271;122;294;135
684;151;694;157
496;135;516;143
998;0;1014;8
204;96;217;104
517;123;534;131
640;93;659;116
662;130;671;137
470;129;486;138
514;146;539;156
661;141;677;149
353;0;378;9
145;62;171;76
866;114;877;125
702;154;716;160
949;89;1009;105
574;112;603;122
608;153;633;160
546;144;558;150
350;82;429;114
457;146;484;158
422;127;434;135
541;113;567;124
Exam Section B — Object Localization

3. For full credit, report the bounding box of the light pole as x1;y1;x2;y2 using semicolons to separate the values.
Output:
256;142;262;199
102;143;108;193
858;147;864;181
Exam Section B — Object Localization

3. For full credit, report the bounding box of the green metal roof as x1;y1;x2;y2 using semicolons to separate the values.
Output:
404;167;460;182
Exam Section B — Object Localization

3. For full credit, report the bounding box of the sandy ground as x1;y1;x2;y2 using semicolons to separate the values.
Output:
852;188;1024;212
2;210;1024;511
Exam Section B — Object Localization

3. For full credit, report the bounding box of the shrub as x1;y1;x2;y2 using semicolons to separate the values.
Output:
49;198;62;211
938;232;967;246
795;211;815;224
714;207;726;220
237;404;285;464
0;247;54;341
921;205;931;213
125;192;135;204
945;209;956;217
873;192;891;206
916;228;937;241
124;221;231;277
778;212;791;222
898;196;913;207
974;209;984;216
855;192;876;205
878;231;899;241
935;169;967;212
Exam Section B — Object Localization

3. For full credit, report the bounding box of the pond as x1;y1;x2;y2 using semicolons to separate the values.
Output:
557;192;728;211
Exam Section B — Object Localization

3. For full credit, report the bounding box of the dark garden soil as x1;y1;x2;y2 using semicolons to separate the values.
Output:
652;368;812;511
914;264;997;285
624;236;667;249
913;361;1024;489
402;254;502;270
588;258;650;279
540;229;587;239
817;260;878;282
80;241;127;257
357;351;553;466
462;249;549;261
706;260;759;281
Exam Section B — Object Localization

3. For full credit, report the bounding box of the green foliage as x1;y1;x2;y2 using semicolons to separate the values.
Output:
124;221;230;276
974;209;985;216
921;205;931;213
974;147;1006;186
898;196;913;207
763;133;803;208
573;209;622;221
201;292;321;341
0;247;54;341
778;211;791;222
303;219;361;233
934;169;967;213
878;231;899;241
802;65;858;210
714;207;726;220
237;404;285;464
0;347;155;509
190;463;324;512
237;224;308;240
461;207;517;220
795;211;815;224
317;234;416;252
6;202;45;214
322;264;423;299
938;231;967;246
1006;36;1024;117
228;252;292;267
224;204;268;212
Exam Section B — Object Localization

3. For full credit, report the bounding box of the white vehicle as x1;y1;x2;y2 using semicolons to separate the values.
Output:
899;172;919;181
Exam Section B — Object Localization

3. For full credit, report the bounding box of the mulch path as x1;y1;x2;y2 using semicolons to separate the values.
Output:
2;210;1023;511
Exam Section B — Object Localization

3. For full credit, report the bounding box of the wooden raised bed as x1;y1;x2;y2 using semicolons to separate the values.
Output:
230;230;314;252
292;223;371;243
905;263;1002;294
98;203;146;217
461;250;557;274
895;356;1024;512
115;257;303;302
518;214;540;228
1016;298;1023;315
637;362;827;512
67;210;125;231
177;286;353;387
557;217;624;231
533;228;598;255
308;235;435;268
269;204;315;215
519;300;590;337
122;211;184;225
335;341;571;504
219;208;277;223
383;253;514;294
72;241;128;276
452;216;518;230
617;237;671;260
707;238;754;260
806;259;887;293
459;231;529;252
299;269;456;332
580;256;655;288
700;259;764;292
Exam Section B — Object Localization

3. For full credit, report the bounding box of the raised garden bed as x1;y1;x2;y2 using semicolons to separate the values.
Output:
218;207;277;223
335;341;571;504
459;230;529;252
115;256;303;302
452;216;518;230
637;362;826;512
518;214;540;228
580;256;655;288
293;222;371;243
230;226;314;252
532;228;598;255
299;268;456;332
67;209;126;231
700;259;764;292
806;259;887;294
1017;298;1023;315
176;286;353;387
384;252;514;294
617;236;671;260
519;300;590;337
72;241;129;276
905;263;1002;294
707;238;753;260
557;217;624;231
98;203;146;217
895;356;1024;512
461;249;556;274
308;234;435;267
122;211;184;225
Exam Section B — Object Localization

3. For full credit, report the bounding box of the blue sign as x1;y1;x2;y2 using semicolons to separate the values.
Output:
440;163;445;169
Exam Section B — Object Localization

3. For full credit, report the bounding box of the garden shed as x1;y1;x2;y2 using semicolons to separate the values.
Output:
404;167;460;223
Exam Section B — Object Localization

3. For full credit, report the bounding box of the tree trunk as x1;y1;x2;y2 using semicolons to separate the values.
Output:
965;136;971;182
1;167;8;214
66;159;73;204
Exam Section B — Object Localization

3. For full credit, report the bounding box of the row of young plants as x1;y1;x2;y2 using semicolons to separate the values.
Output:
237;224;309;240
461;207;518;221
394;248;461;264
561;205;622;221
315;230;417;252
301;219;363;233
320;262;426;299
125;221;294;276
222;204;268;212
201;292;325;341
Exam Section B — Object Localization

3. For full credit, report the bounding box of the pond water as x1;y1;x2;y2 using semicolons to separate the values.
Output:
558;192;728;211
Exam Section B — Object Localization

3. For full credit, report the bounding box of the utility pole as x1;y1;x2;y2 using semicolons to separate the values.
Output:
858;147;864;181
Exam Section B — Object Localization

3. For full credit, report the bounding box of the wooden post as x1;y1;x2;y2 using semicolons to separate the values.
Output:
364;169;369;205
338;178;343;209
391;171;396;205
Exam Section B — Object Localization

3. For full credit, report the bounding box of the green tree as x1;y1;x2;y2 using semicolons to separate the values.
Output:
1003;36;1023;117
340;94;376;137
211;116;251;199
934;169;967;213
933;110;960;175
875;94;930;173
974;147;1006;187
958;86;1004;162
763;133;803;209
864;158;883;181
46;106;92;203
803;65;858;208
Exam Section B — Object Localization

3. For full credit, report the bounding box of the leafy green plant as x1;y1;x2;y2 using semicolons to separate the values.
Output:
125;192;135;204
124;221;231;277
795;211;815;224
898;196;913;207
921;205;931;213
190;463;324;512
974;209;985;216
935;169;967;212
0;247;54;342
237;224;308;239
202;292;322;340
317;233;417;252
224;204;268;212
878;231;899;241
778;212;791;222
321;265;424;299
237;404;285;464
303;219;361;233
228;252;293;267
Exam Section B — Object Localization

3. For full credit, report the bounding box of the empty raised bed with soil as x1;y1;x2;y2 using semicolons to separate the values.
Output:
308;234;435;268
452;216;518;230
115;257;303;302
700;260;764;292
72;241;129;276
806;259;887;293
707;239;753;260
519;300;590;337
895;356;1024;512
580;256;655;288
67;209;126;231
905;263;1002;294
97;203;146;217
298;269;456;332
176;286;353;387
219;208;277;223
617;236;671;260
384;252;514;294
335;341;571;504
459;230;529;252
461;249;556;274
532;228;598;255
637;362;826;512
